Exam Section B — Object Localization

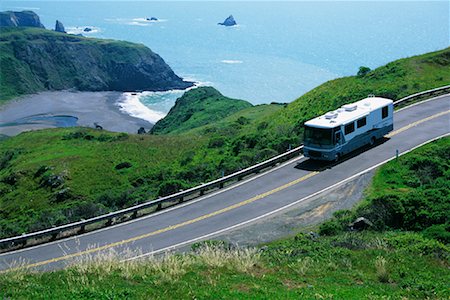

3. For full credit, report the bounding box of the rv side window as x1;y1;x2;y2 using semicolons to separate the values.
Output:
357;117;367;128
382;106;389;119
344;122;355;135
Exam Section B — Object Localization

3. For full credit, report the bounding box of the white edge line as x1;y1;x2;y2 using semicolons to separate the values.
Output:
395;94;448;113
124;132;450;262
0;154;304;257
1;94;448;257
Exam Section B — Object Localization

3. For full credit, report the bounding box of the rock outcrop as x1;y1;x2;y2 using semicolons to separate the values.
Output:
218;15;237;27
0;11;45;28
0;26;193;98
55;20;66;33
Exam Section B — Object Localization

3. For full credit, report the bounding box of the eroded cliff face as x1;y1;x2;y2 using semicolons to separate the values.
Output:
0;27;193;98
0;11;45;28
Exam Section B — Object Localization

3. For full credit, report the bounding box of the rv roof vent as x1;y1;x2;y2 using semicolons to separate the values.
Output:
337;108;345;113
364;102;371;107
325;111;338;119
368;94;375;98
342;104;357;112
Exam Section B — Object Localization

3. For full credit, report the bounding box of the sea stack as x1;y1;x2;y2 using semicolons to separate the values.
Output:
55;20;66;33
218;15;237;27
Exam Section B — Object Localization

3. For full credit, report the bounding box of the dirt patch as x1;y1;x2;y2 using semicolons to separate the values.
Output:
212;170;376;247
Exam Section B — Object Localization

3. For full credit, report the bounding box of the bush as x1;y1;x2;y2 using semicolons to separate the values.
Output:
357;66;371;77
422;224;450;244
319;220;343;236
157;179;187;197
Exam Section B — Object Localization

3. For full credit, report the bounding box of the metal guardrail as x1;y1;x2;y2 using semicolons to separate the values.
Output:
1;85;449;251
393;85;450;106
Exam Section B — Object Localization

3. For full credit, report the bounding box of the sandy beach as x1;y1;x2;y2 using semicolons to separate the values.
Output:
0;91;154;136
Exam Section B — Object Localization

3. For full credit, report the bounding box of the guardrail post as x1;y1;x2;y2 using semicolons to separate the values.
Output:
50;232;58;241
79;224;86;234
200;189;205;196
106;218;113;226
156;203;162;211
178;197;184;204
219;182;224;188
132;211;139;219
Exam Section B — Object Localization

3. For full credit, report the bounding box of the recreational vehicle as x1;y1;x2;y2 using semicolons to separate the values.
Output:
303;96;393;161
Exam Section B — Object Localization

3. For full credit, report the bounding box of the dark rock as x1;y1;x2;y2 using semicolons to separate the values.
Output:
0;11;45;28
307;231;320;240
94;123;103;130
137;127;146;134
55;20;66;33
83;27;92;32
349;217;373;231
41;174;64;189
218;15;237;27
34;165;51;178
55;188;71;202
115;162;132;170
146;17;158;21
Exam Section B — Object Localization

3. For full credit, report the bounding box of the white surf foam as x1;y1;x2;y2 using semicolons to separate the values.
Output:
221;60;243;64
66;26;101;35
117;76;209;124
117;93;167;124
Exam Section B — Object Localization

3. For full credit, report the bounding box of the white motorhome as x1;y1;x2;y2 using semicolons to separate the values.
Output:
303;96;393;161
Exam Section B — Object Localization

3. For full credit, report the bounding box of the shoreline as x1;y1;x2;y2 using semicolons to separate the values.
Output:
0;91;154;136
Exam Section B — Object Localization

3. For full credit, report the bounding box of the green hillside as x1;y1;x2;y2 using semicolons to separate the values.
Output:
0;27;191;102
0;47;449;237
151;87;253;134
2;138;449;299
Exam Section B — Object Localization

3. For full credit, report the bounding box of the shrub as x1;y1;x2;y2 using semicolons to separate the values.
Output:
374;256;390;283
357;66;371;77
115;162;132;170
208;136;226;148
422;224;450;244
319;220;342;236
157;179;187;197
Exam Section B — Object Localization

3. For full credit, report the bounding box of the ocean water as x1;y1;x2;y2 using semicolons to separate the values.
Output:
2;1;449;122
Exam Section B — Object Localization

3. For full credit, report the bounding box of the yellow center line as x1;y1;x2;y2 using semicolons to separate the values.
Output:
386;110;450;138
5;109;449;272
5;171;319;271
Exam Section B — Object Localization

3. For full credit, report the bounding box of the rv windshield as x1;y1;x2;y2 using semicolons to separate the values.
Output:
304;126;333;148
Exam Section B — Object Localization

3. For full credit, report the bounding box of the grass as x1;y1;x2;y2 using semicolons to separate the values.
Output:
0;47;449;237
0;27;187;103
151;87;253;134
1;136;449;299
319;137;450;242
0;231;448;299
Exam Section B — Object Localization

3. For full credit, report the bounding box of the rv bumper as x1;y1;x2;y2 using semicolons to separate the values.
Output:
303;147;336;161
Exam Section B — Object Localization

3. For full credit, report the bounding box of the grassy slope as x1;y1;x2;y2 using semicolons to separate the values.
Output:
0;27;188;103
0;48;449;237
1;139;449;299
151;87;253;134
319;137;450;241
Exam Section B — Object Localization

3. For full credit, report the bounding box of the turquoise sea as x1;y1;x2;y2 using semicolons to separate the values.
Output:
2;1;449;122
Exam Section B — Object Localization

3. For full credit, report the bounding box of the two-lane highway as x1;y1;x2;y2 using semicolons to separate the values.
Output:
1;94;449;271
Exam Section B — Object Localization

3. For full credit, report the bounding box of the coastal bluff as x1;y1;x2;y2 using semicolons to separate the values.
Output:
0;11;192;100
0;11;45;28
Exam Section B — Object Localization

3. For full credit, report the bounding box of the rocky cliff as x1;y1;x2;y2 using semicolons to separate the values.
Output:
0;11;45;28
0;27;193;100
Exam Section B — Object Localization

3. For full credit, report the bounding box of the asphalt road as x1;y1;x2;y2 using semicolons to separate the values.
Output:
1;95;449;271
